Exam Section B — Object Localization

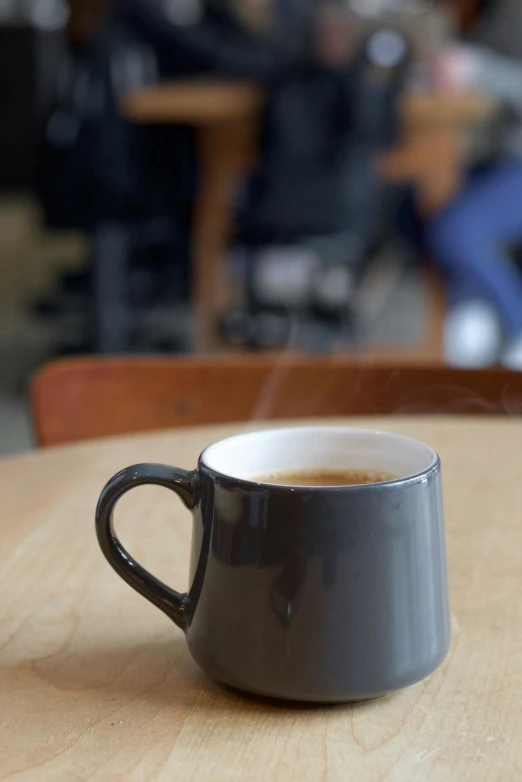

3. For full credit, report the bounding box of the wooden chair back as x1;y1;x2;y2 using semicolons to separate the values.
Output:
31;355;522;446
31;356;522;447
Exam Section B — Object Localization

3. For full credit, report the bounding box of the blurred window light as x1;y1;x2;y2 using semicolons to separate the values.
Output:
348;0;433;17
24;0;69;30
163;0;203;27
349;0;398;18
366;29;407;68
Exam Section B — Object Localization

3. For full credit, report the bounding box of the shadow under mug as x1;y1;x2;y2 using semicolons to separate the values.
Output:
95;426;451;702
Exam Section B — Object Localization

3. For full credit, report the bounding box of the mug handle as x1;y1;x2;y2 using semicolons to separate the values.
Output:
95;463;199;632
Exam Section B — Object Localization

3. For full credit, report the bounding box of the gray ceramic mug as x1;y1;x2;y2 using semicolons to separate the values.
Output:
96;426;451;702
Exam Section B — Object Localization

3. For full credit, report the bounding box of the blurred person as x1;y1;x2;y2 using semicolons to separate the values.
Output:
38;0;291;262
225;3;412;349
427;0;522;368
37;0;311;352
119;0;291;79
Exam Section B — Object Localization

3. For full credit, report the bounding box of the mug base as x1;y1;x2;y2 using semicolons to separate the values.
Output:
189;628;450;704
209;674;393;705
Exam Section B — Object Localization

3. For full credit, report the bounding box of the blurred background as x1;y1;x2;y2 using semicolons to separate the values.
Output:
2;0;521;454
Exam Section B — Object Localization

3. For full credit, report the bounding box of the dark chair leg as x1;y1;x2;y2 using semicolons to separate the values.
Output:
91;223;130;354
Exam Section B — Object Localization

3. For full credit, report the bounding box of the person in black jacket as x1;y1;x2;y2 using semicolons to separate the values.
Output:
118;0;286;80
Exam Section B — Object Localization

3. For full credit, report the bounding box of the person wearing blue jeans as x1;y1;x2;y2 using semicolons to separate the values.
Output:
428;160;522;367
429;0;522;367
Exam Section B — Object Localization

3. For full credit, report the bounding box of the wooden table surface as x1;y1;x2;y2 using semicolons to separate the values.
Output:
1;417;520;781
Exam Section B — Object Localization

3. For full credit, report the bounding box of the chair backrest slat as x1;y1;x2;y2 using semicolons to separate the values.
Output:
31;357;522;447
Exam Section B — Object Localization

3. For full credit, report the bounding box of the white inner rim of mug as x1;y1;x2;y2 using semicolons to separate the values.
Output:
201;427;438;486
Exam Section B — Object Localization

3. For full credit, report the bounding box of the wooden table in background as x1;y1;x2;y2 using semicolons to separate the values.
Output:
122;83;494;352
382;90;495;214
1;417;521;779
123;82;263;352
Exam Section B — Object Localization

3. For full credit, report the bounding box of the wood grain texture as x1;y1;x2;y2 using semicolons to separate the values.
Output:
31;357;522;446
0;417;521;780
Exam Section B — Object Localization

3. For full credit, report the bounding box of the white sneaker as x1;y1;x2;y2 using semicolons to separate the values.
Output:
254;247;319;307
314;265;354;311
502;336;522;370
444;301;502;368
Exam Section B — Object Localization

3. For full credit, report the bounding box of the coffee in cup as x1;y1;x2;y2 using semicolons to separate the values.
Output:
254;468;398;486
